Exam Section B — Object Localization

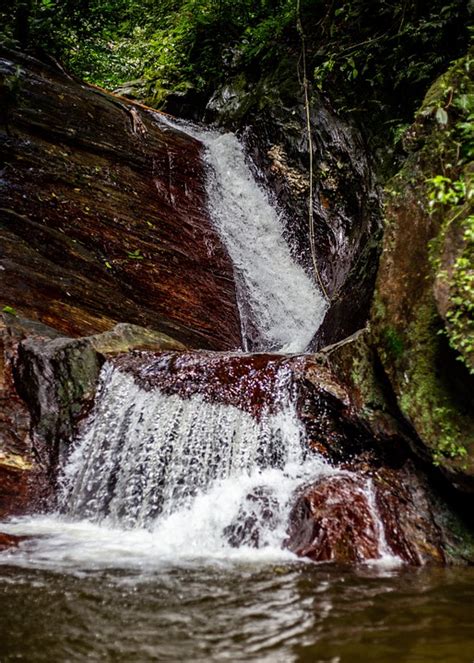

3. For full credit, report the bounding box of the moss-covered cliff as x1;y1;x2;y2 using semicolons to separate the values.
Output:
330;54;474;491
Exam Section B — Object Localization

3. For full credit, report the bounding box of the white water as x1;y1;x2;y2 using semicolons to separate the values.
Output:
0;119;400;573
156;116;328;352
0;364;400;571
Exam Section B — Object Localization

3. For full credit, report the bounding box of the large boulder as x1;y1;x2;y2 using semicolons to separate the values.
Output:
0;313;186;516
0;48;241;350
369;56;474;491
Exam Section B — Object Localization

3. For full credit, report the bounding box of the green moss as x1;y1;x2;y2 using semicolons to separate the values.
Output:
444;211;474;372
397;303;469;463
383;326;404;359
373;54;474;473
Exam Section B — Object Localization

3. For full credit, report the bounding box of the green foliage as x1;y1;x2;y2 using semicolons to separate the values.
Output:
443;209;474;372
425;58;474;374
0;0;468;134
0;0;300;91
127;248;144;260
427;175;468;209
383;326;404;359
311;0;468;131
2;305;18;316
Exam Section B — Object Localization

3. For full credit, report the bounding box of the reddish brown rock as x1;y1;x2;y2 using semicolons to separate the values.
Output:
113;350;301;418
0;48;240;350
0;461;31;520
286;474;382;563
286;466;448;565
112;350;354;422
0;532;26;550
373;466;446;565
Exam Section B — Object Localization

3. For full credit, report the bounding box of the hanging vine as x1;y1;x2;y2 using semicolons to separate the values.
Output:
296;0;329;302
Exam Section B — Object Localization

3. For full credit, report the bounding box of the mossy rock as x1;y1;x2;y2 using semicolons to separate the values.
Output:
370;53;474;489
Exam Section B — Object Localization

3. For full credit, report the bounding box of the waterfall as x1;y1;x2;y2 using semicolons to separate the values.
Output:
11;359;394;567
58;362;330;544
155;116;328;352
0;119;401;570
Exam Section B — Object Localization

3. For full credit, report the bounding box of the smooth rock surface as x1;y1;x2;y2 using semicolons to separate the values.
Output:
0;48;241;350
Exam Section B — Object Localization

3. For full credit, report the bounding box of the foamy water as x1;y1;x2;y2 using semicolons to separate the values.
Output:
0;364;400;572
155;116;328;352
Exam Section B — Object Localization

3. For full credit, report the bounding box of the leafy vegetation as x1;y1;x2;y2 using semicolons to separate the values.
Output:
425;55;474;374
371;53;474;467
2;305;18;316
1;0;469;134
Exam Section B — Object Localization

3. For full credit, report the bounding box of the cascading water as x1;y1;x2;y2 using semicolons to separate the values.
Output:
48;361;338;560
60;364;309;529
156;116;328;352
0;118;399;570
0;355;399;568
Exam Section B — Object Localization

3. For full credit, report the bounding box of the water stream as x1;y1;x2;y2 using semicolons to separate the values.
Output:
1;564;473;663
1;119;394;567
156;116;328;352
2;118;473;661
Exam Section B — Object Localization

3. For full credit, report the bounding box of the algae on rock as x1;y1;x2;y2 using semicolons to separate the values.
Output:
369;54;474;489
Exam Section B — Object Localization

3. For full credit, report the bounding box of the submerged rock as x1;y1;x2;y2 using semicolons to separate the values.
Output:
223;487;279;548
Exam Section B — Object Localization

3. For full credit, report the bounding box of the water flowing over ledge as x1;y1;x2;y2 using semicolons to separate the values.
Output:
0;52;469;575
155;115;328;352
1;358;408;570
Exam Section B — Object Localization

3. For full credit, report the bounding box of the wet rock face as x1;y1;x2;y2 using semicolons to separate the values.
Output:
370;58;474;490
0;316;57;516
372;466;446;565
286;475;382;563
114;350;302;418
112;350;354;422
286;466;447;565
0;48;241;350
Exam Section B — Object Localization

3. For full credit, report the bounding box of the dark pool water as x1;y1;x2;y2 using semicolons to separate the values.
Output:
1;564;473;662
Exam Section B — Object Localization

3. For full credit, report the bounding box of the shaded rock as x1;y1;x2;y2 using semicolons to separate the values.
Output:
223;487;279;548
0;315;55;516
0;47;241;350
370;56;474;490
372;465;446;565
13;319;186;471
